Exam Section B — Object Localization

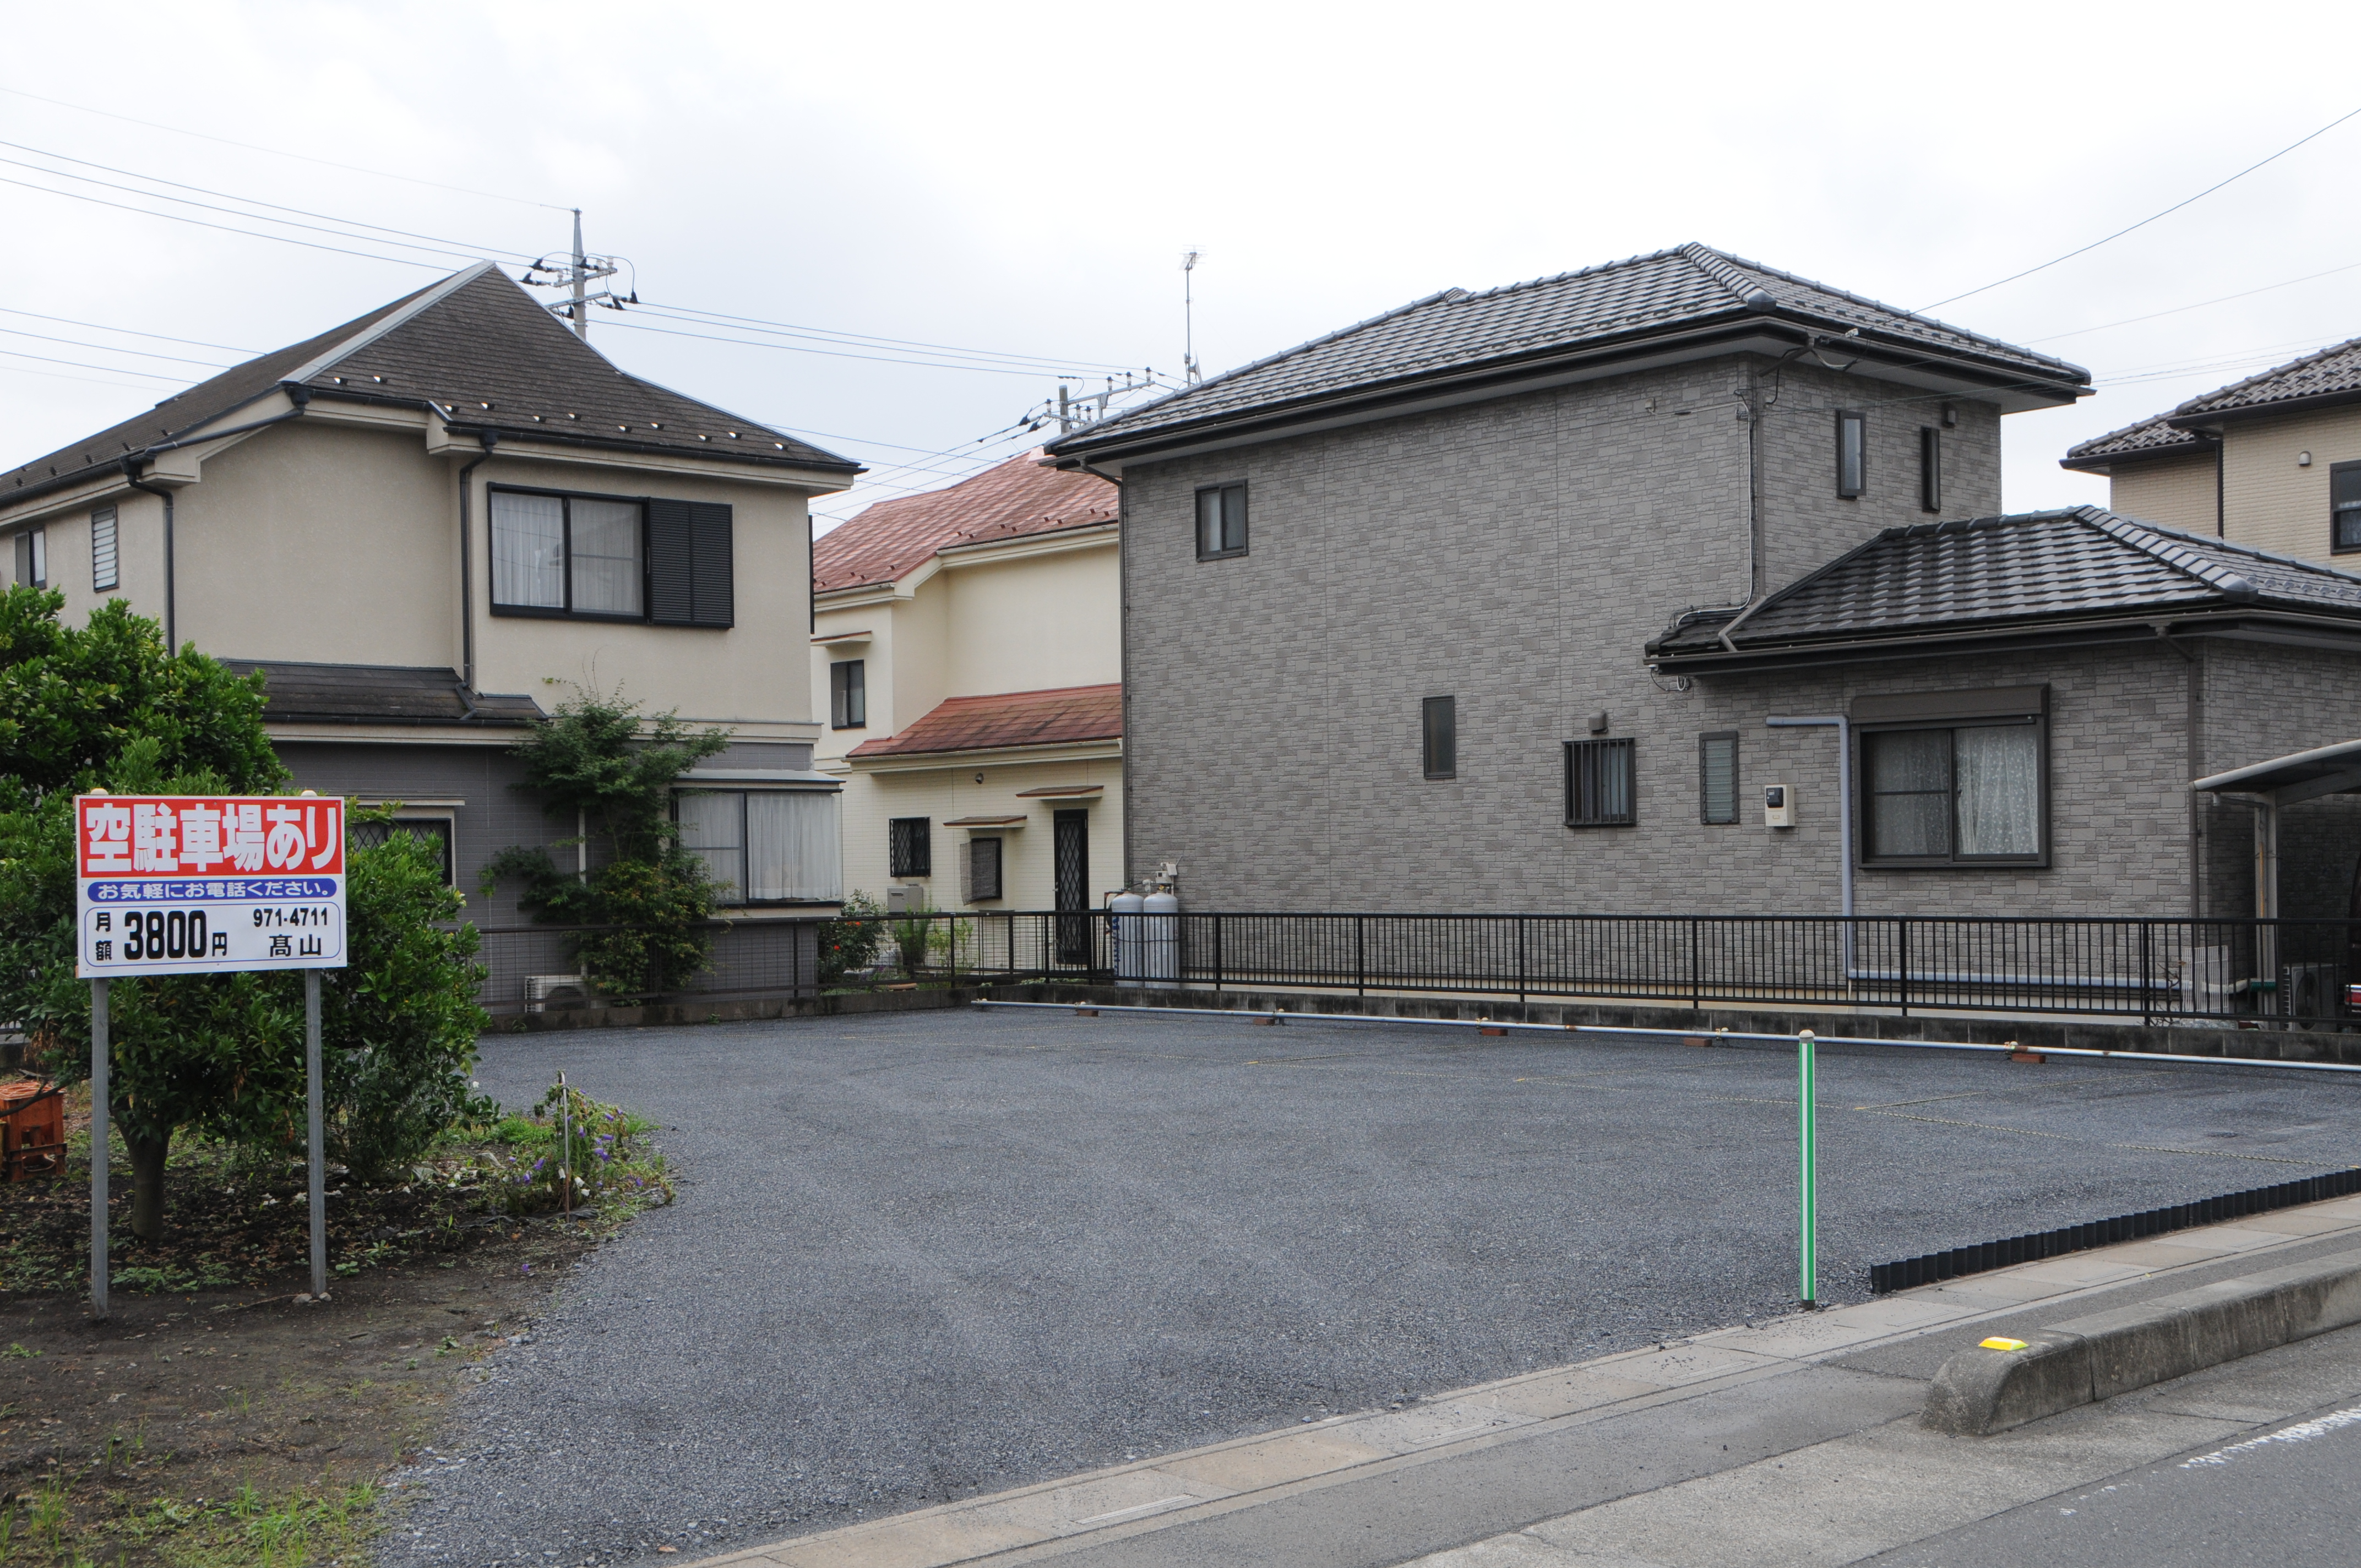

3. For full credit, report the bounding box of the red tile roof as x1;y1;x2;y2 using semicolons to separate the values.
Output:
847;684;1122;759
812;453;1117;592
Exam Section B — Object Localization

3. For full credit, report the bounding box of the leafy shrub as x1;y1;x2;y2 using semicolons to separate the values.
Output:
818;890;887;987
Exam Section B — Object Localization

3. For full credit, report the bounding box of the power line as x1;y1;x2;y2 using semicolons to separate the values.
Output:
0;306;258;355
2026;259;2361;345
596;315;1081;379
0;139;542;263
637;300;1136;375
0;345;190;383
0;325;232;371
0;82;568;210
0;171;448;270
1918;104;2361;313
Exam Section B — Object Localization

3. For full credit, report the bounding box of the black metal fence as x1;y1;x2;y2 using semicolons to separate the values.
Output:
473;920;815;1017
466;910;2361;1029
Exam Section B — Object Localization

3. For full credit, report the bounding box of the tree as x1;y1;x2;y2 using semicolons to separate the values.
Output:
480;692;730;1000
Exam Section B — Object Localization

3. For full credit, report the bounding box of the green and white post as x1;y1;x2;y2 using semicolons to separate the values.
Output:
1798;1028;1818;1309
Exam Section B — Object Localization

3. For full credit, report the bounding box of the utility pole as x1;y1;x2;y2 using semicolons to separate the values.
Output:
1182;249;1203;385
570;209;589;341
523;211;629;339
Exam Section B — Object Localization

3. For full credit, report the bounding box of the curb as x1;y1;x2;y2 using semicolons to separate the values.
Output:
1922;1245;2361;1435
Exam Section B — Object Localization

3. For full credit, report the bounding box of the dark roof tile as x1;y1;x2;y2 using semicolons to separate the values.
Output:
226;660;545;727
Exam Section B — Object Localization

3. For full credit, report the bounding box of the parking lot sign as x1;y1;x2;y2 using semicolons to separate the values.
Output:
75;794;347;978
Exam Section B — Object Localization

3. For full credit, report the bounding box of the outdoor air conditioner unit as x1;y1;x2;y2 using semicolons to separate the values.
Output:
525;974;592;1013
2282;962;2337;1027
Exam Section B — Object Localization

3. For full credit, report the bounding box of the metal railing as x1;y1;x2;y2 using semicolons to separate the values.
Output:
465;910;2361;1029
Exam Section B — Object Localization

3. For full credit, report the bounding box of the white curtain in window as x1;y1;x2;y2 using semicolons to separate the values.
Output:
1955;725;2040;856
675;791;744;904
490;492;565;608
569;498;642;615
747;791;841;902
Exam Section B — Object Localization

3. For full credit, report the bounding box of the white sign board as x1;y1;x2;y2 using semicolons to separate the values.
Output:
75;794;347;978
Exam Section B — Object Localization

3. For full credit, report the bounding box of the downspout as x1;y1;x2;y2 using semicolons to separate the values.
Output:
2215;436;2226;537
455;429;497;696
121;462;175;654
1067;453;1129;888
1765;714;1854;977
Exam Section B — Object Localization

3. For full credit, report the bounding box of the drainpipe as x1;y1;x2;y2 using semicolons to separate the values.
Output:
455;431;497;694
120;463;177;655
1766;715;1854;974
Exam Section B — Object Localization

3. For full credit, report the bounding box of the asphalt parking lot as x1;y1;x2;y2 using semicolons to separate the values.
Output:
375;1005;2361;1567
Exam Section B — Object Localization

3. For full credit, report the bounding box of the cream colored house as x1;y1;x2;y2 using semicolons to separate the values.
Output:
810;454;1120;919
2;263;858;953
2063;336;2361;564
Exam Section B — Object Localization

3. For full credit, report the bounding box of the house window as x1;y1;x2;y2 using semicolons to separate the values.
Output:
830;659;867;728
1858;716;2046;865
13;526;45;589
1919;428;1941;513
1836;410;1866;498
1422;695;1456;779
1196;481;1248;559
90;508;117;592
1699;732;1739;825
675;790;842;904
1564;738;1636;827
889;816;932;878
488;487;733;627
2333;461;2361;552
349;816;455;886
964;836;1004;902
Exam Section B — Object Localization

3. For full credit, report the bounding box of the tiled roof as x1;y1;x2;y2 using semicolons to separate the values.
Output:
225;660;545;727
1648;507;2361;663
1049;243;2087;456
813;454;1117;592
2062;334;2361;471
847;684;1122;759
6;264;856;509
2058;412;2208;469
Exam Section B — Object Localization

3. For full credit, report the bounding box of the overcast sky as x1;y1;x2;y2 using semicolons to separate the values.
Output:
5;1;2358;533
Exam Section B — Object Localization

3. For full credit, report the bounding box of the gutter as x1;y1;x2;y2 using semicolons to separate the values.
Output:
1653;606;2361;676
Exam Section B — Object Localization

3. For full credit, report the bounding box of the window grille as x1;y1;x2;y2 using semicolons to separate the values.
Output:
1699;732;1738;824
1195;481;1248;558
889;816;933;879
90;507;117;592
1565;737;1636;827
964;836;1003;902
1422;695;1456;779
1836;410;1866;498
347;817;453;885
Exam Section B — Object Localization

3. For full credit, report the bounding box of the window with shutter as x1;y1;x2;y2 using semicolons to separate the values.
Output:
1699;732;1738;824
91;507;118;592
648;499;733;627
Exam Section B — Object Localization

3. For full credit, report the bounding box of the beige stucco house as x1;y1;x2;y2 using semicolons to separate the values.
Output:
2;263;859;990
2062;336;2361;564
809;454;1120;922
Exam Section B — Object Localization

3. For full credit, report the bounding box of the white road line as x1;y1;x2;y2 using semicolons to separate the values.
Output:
2181;1404;2361;1467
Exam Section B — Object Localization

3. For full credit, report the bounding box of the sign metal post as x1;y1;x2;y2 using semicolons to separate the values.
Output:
1798;1029;1819;1310
74;790;348;1311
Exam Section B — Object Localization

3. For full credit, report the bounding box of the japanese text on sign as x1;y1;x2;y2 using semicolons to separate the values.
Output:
75;795;346;977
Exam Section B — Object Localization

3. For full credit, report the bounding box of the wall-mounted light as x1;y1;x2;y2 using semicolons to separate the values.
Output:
2299;451;2314;467
1941;403;1959;428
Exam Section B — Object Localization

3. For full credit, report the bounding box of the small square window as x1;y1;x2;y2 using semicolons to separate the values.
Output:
889;816;932;879
1836;410;1866;499
2332;461;2361;553
1919;427;1941;514
1565;737;1635;827
1699;732;1738;825
830;659;867;728
965;836;1003;902
1422;695;1456;780
1195;481;1248;559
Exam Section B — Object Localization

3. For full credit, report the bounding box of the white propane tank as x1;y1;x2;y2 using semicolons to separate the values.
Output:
1111;890;1146;987
1143;888;1180;986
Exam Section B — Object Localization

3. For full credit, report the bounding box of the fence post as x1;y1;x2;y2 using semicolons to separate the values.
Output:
1356;914;1365;998
1898;918;1910;1018
1689;916;1701;1012
1517;916;1528;1015
1798;1029;1818;1310
1214;915;1224;993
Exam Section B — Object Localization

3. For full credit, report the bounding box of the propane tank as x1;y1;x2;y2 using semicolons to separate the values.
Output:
1143;885;1180;986
1111;889;1146;987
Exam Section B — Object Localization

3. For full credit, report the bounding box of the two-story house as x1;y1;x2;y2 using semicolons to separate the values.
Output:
1046;244;2361;927
2061;336;2361;565
810;454;1120;924
2;262;859;996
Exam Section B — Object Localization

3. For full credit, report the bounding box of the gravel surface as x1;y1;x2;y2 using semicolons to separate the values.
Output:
372;1007;2361;1567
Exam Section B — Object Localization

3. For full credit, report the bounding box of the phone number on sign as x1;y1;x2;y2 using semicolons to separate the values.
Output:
251;905;338;929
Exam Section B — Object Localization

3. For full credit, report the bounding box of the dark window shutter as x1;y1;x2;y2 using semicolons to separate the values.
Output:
690;502;733;627
648;498;695;623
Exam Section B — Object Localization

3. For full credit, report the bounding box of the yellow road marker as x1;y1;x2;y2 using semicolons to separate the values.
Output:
1979;1337;2030;1352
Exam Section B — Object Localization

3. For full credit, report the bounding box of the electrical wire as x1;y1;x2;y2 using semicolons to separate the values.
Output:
1918;104;2361;313
0;139;542;263
633;300;1137;375
0;345;190;383
0;325;233;371
0;171;448;270
0;306;259;355
2026;260;2361;345
596;314;1080;379
0;82;568;209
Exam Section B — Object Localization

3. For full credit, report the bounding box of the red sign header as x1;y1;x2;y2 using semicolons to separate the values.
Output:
76;795;344;880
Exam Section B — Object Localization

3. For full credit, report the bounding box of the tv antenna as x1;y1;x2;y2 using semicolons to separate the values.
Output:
1182;249;1203;384
522;209;634;340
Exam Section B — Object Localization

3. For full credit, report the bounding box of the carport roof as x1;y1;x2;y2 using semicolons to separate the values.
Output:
2191;737;2361;803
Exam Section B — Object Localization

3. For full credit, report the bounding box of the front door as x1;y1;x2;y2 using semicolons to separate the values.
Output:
1053;809;1090;965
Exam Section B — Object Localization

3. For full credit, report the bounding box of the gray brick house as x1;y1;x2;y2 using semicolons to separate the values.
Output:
1045;244;2361;922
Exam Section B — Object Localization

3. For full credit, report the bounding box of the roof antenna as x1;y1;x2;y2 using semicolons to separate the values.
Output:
1182;249;1203;385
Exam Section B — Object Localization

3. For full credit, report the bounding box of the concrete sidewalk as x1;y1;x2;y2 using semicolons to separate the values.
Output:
686;1192;2361;1568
